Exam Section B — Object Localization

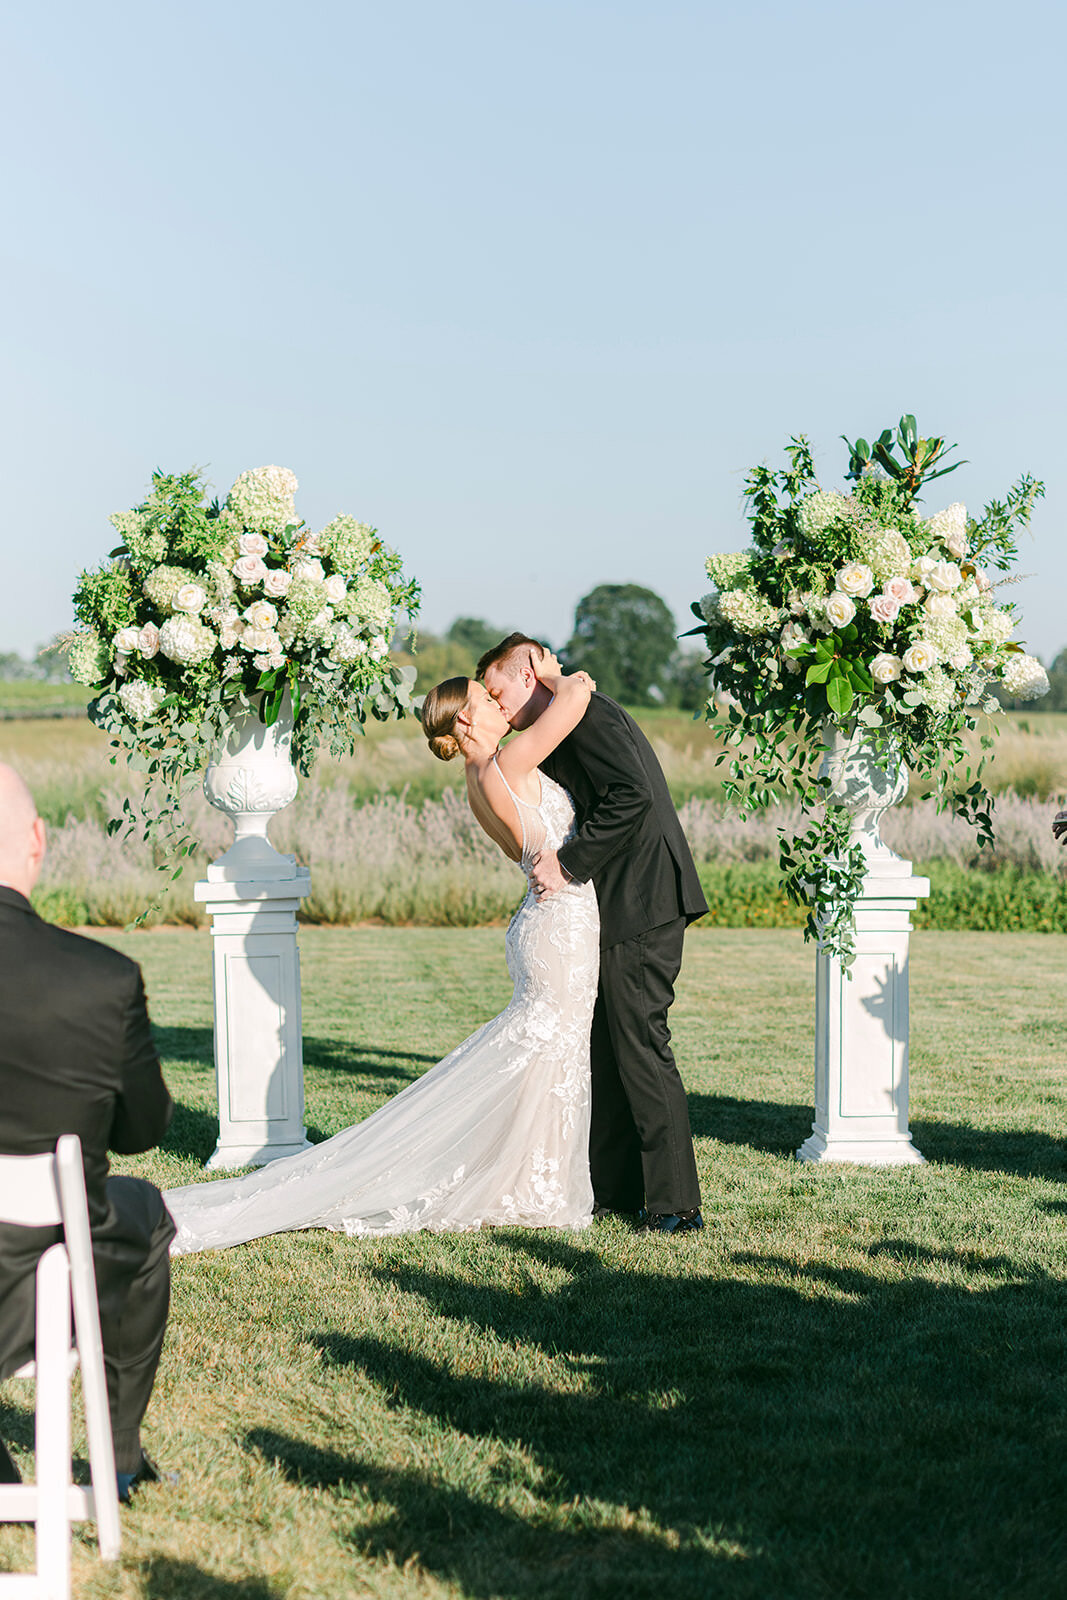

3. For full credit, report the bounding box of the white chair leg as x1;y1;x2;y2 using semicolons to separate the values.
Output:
34;1247;72;1600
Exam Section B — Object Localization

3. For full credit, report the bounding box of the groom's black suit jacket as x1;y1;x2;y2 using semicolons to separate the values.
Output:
540;693;707;949
0;886;174;1377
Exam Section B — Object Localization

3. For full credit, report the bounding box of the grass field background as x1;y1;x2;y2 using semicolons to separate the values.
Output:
1;926;1064;1598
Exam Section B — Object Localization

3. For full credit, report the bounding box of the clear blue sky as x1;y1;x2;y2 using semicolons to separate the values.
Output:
3;0;1064;663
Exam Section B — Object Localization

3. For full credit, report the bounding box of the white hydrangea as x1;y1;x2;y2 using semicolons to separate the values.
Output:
227;465;299;536
346;576;394;633
718;588;779;636
118;679;166;722
923;612;969;662
917;665;955;714
320;515;374;572
925;502;968;559
705;552;752;589
974;607;1014;645
158;614;216;666
1001;653;1050;701
67;631;110;685
206;561;236;606
328;624;368;664
699;592;721;626
291;556;325;584
794;490;848;539
857;526;913;584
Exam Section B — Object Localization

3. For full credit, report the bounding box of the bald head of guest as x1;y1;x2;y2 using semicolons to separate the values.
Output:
0;764;46;898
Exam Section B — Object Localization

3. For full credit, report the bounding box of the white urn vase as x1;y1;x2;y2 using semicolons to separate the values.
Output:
203;692;300;882
818;720;910;877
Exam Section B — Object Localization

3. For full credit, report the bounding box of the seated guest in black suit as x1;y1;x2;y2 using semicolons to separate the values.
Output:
0;763;175;1499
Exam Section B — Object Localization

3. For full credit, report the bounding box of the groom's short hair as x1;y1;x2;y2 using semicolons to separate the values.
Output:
475;633;547;681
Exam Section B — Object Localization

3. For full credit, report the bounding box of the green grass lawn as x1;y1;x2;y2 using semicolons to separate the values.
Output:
2;928;1066;1598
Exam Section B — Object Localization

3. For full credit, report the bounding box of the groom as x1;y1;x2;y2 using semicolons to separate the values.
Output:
478;634;708;1233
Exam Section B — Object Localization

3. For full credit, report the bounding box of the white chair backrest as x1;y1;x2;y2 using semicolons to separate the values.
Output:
0;1149;62;1228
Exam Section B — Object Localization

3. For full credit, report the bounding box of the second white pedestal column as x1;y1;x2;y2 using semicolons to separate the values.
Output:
798;867;930;1166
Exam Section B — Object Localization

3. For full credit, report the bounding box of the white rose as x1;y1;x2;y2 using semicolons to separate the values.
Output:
924;592;956;618
233;554;268;588
903;641;936;674
945;529;969;559
973;566;992;592
868;594;900;626
240;625;276;653
113;651;129;679
884;576;917;606
911;555;936;580
173;582;208;614
113;627;141;653
870;652;903;684
238;532;269;557
219;616;245;650
948;647;973;670
244;599;279;631
323;574;347;604
291;556;325;583
825;592;856;629
138;622;161;658
926;560;963;593
253;651;286;671
263;568;292;599
836;562;875;598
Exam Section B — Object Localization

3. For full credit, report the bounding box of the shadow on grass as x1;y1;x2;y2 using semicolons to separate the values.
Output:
282;1232;1067;1598
156;1024;435;1085
690;1091;1067;1181
142;1559;277;1599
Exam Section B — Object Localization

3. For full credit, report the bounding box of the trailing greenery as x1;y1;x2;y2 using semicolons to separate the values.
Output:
689;416;1048;962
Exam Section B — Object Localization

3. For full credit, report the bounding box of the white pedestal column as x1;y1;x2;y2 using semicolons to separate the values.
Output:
194;867;312;1170
798;866;930;1166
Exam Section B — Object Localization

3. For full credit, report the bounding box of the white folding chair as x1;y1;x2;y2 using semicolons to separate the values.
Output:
0;1135;121;1598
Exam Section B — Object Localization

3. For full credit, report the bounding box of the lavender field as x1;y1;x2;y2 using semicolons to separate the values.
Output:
1;709;1065;929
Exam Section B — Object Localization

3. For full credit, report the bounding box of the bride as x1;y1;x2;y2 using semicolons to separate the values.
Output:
165;651;600;1252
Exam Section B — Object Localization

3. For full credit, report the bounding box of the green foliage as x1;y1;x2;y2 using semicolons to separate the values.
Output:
565;583;678;704
967;473;1045;572
842;413;964;505
71;561;138;639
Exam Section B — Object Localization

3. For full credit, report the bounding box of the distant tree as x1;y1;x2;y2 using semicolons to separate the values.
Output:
446;617;503;660
0;643;70;683
664;646;709;712
564;584;678;705
1041;648;1067;712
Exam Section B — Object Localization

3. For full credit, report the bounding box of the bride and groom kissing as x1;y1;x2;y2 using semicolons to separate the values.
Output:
166;633;708;1251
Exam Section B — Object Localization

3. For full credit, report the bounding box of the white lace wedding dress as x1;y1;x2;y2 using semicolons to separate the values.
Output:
165;764;599;1253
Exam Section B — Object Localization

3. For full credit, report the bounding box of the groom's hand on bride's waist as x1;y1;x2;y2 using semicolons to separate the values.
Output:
530;848;574;896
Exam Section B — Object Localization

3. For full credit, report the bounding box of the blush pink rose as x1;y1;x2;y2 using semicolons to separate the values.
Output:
883;576;917;606
869;594;901;625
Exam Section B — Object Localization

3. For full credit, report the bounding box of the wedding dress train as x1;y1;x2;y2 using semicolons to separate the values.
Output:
165;766;598;1252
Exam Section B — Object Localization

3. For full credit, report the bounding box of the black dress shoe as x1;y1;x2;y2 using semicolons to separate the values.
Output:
639;1209;704;1235
592;1203;643;1221
117;1450;165;1503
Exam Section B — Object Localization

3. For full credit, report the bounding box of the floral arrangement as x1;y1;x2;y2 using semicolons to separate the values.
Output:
68;465;420;891
689;416;1048;959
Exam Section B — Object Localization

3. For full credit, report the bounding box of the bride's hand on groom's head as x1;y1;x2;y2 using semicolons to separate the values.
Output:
533;647;563;681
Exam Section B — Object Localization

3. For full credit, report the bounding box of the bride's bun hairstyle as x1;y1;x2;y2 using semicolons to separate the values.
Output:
421;677;472;761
